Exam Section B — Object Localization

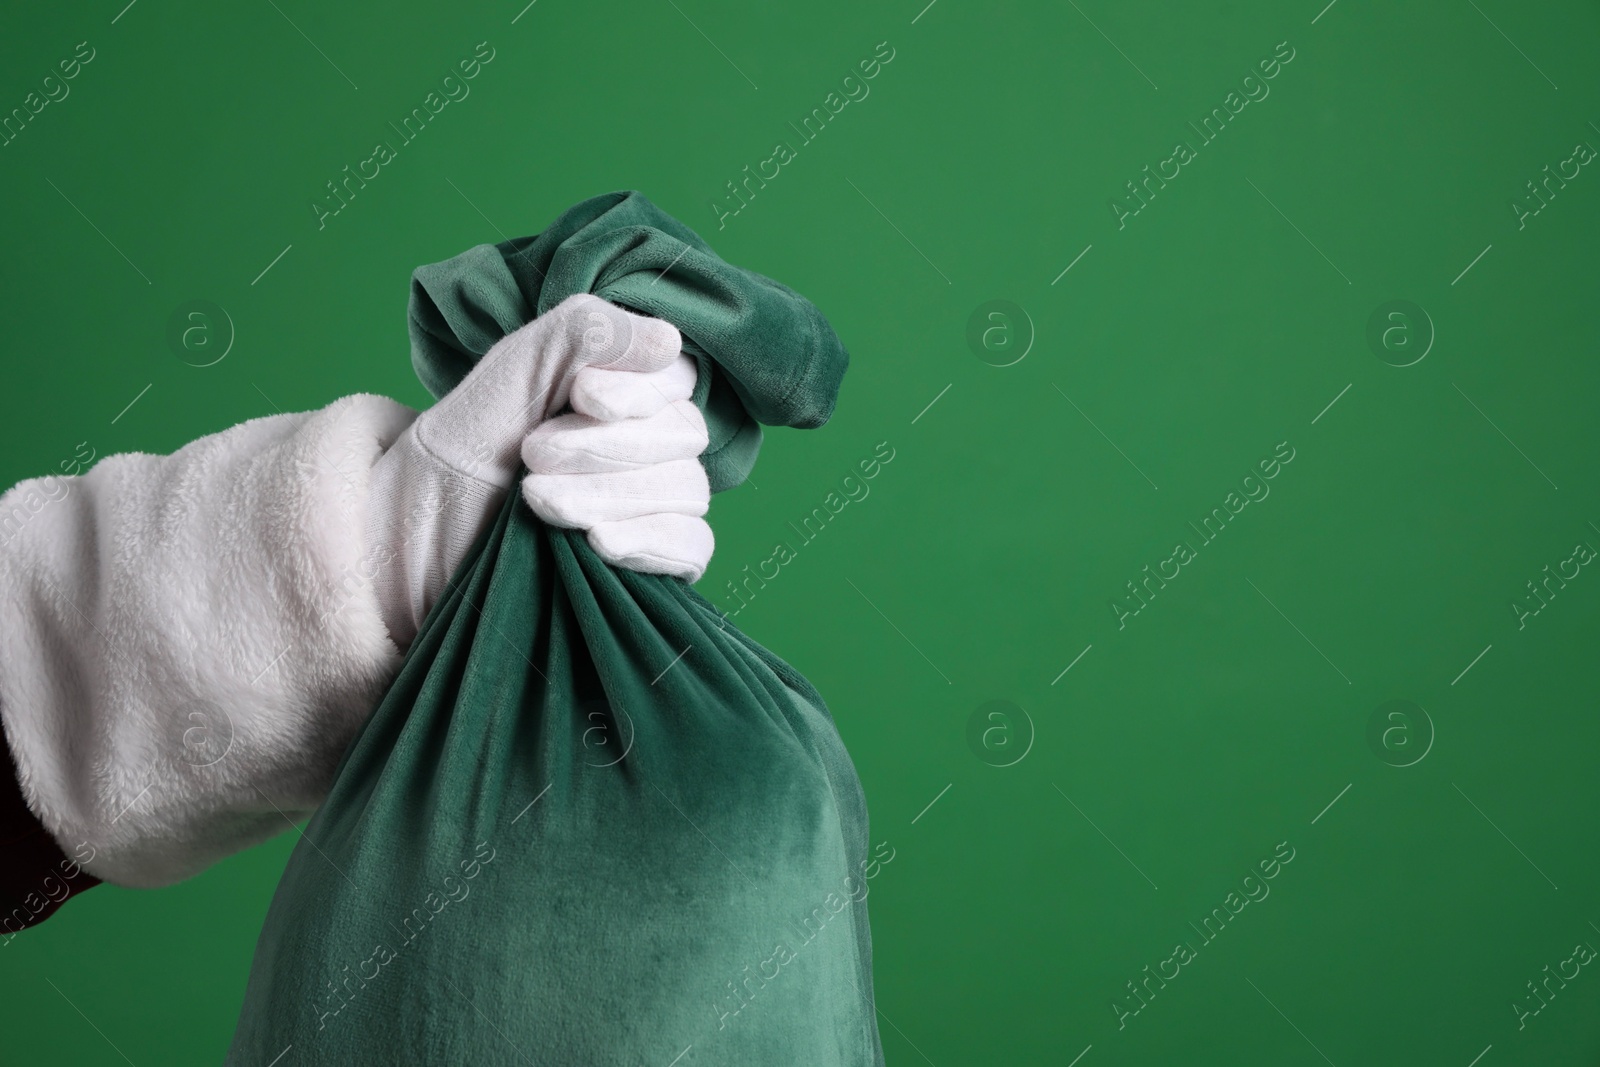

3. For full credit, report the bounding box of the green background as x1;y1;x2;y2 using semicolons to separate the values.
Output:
2;0;1598;1063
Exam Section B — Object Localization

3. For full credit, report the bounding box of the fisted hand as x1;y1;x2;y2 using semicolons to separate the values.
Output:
365;294;713;648
522;351;711;581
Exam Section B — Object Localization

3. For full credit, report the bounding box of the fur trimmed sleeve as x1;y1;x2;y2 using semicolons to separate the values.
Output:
0;394;417;890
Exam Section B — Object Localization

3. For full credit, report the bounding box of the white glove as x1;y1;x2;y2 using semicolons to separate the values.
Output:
365;293;691;647
522;354;713;581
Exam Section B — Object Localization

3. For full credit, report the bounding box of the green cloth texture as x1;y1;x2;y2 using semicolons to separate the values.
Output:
406;190;848;493
226;192;884;1066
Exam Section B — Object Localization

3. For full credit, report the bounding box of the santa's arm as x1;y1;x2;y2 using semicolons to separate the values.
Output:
0;394;416;914
0;295;711;934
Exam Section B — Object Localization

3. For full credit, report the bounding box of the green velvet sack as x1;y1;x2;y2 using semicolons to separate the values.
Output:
226;192;884;1066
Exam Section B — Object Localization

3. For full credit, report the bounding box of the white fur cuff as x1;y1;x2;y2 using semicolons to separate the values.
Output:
0;394;415;888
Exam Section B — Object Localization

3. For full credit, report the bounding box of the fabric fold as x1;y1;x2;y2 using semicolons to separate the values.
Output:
227;192;883;1066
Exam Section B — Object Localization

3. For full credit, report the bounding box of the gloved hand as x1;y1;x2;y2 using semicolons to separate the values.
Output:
522;352;711;581
365;293;712;648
